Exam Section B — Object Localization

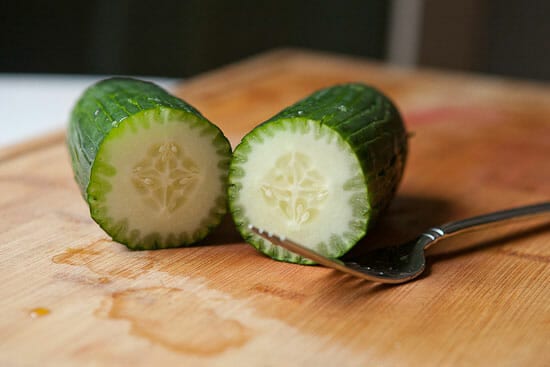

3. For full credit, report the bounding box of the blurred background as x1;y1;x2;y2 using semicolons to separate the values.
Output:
1;0;549;144
3;0;550;79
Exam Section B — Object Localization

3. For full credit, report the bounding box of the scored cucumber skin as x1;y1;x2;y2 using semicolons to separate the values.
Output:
68;77;206;196
229;83;408;263
269;83;407;213
67;77;231;249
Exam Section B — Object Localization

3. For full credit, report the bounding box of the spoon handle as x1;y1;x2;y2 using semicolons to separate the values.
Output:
423;202;550;249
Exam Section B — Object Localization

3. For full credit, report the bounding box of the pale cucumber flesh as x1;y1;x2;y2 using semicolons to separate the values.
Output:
87;108;229;249
229;119;369;264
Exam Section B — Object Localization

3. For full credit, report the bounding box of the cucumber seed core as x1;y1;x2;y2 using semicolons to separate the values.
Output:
132;141;199;213
260;151;328;228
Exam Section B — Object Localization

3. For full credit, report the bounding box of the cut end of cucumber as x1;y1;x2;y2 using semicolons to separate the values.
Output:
229;119;369;264
87;107;230;249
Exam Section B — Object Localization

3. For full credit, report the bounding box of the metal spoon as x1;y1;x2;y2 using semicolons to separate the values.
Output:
248;202;550;284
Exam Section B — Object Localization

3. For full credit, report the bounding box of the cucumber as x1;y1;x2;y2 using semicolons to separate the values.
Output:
67;77;231;250
228;83;407;264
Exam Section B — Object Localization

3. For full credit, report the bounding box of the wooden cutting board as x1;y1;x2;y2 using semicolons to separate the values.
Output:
1;49;549;367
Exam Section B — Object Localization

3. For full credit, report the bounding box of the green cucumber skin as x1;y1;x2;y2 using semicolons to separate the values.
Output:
67;77;231;249
229;83;408;262
68;77;207;198
266;83;407;222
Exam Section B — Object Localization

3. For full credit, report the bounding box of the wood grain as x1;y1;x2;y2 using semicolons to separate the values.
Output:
0;49;549;367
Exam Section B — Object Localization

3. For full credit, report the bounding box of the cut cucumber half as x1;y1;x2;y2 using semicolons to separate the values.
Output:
229;83;407;264
67;78;231;249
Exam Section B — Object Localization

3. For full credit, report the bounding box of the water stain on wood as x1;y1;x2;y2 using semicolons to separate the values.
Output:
52;240;154;279
100;287;252;355
53;271;112;286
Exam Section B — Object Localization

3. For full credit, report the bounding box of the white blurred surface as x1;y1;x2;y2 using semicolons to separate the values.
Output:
0;74;179;147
